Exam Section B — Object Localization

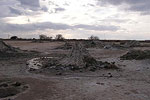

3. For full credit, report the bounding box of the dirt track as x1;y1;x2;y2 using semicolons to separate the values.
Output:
0;40;150;100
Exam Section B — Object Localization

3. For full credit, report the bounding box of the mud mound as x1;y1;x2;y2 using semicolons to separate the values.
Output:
59;42;97;69
0;40;16;52
55;42;72;50
120;50;150;60
58;42;118;70
28;42;118;73
0;79;28;99
0;40;36;58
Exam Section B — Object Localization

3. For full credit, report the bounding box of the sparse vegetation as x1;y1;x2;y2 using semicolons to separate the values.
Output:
88;35;99;40
10;36;18;40
55;34;64;40
39;35;52;40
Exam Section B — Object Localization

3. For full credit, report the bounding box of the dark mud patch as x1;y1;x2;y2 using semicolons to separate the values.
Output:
0;79;29;99
120;50;150;60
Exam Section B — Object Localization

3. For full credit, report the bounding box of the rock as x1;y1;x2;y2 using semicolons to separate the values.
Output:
96;82;105;85
104;45;112;49
56;72;62;75
108;73;113;77
12;82;21;87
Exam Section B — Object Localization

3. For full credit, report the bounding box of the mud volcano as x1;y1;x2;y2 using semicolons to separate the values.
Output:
57;42;118;70
28;42;118;73
0;40;18;58
59;42;97;69
0;40;35;58
0;40;16;52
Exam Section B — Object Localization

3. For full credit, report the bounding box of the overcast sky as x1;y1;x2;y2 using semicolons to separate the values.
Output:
0;0;150;40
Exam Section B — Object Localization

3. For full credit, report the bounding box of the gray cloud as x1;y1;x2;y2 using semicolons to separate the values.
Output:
16;0;42;11
0;21;120;33
17;0;40;7
41;6;48;12
34;22;72;30
99;18;129;23
48;7;66;14
0;0;20;17
0;0;42;18
63;2;70;6
0;6;12;17
98;0;150;14
0;0;65;17
0;0;18;6
54;7;65;13
9;7;22;15
74;24;120;31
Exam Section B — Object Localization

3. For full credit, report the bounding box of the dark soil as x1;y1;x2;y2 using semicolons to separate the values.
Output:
0;79;28;99
120;50;150;60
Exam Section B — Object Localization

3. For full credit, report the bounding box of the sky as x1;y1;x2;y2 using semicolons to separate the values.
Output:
0;0;150;40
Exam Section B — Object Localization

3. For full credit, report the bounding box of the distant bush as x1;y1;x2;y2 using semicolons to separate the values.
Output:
88;35;99;40
10;36;18;40
39;35;52;40
55;34;64;40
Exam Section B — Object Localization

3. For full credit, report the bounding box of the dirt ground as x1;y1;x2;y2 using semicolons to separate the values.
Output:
0;40;150;100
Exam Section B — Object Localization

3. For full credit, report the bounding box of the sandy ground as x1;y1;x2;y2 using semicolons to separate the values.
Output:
0;40;150;100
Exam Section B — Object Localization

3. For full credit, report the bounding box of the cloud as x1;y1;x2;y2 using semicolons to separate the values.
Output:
17;0;40;7
0;0;42;18
41;6;48;12
0;21;120;33
99;18;129;23
0;0;20;17
54;7;65;13
35;22;72;30
74;24;120;31
98;0;150;14
16;0;42;11
9;7;22;15
0;6;12;17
